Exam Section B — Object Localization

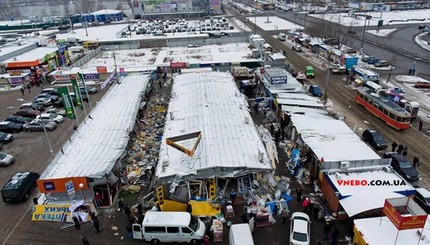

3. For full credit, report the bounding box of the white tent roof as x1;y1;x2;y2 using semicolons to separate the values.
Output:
276;98;325;108
354;216;430;245
291;114;381;162
325;170;415;217
156;71;271;181
40;74;150;180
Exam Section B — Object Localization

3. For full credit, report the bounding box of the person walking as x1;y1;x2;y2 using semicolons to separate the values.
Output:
72;216;81;229
82;237;90;245
26;83;31;93
91;212;101;233
413;156;420;168
402;145;408;156
118;198;124;212
391;141;398;152
296;188;302;202
419;120;423;131
281;208;289;224
229;189;237;203
397;144;404;154
20;86;25;96
303;198;310;213
323;222;331;241
94;192;103;207
124;204;131;218
158;79;162;89
331;228;340;245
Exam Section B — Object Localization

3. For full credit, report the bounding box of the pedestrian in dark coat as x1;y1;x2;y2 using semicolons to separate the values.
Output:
391;141;398;152
397;144;404;154
419;120;423;131
72;216;80;229
158;79;162;89
402;145;408;156
296;188;302;202
82;237;90;245
413;156;420;168
26;83;31;93
20;86;25;96
331;228;340;245
118;198;124;212
323;223;331;241
270;124;275;136
124;204;131;217
281;208;289;224
91;212;101;233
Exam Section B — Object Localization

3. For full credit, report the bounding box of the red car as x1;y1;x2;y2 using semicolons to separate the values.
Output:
13;109;39;118
414;82;430;88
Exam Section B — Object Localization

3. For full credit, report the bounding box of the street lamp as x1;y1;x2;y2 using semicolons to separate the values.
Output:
79;183;87;203
360;15;372;55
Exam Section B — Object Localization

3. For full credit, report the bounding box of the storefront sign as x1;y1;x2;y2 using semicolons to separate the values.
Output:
9;77;23;85
57;86;76;119
170;62;188;68
32;204;70;222
83;73;100;80
65;180;76;199
97;66;107;73
101;71;116;90
383;199;427;230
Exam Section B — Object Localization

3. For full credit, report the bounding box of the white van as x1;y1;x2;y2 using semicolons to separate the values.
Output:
132;212;206;244
278;32;286;41
229;224;254;245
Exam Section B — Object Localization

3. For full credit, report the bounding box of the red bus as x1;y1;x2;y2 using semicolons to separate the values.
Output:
355;87;410;130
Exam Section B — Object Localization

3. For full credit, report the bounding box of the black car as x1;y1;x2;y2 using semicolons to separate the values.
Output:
414;188;430;213
1;172;40;203
362;129;388;150
419;24;427;30
383;152;420;181
0;121;24;133
5;116;32;124
0;132;14;144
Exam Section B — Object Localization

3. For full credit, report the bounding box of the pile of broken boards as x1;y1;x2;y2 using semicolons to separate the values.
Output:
242;173;293;226
120;92;171;193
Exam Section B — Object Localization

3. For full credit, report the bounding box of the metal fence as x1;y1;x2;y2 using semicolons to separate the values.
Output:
69;48;102;68
166;36;248;47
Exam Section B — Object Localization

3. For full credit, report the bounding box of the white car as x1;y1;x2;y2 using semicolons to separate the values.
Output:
37;113;64;124
293;44;303;52
0;152;15;167
290;212;310;245
44;107;66;117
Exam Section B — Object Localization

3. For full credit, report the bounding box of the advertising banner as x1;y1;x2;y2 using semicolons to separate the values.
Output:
96;66;107;73
71;78;83;110
32;204;70;222
383;200;427;230
57;86;76;119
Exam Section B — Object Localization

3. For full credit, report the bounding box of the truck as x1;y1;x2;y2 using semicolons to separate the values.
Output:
229;224;254;245
82;41;99;49
132;211;206;244
66;37;82;44
232;66;255;79
277;32;286;41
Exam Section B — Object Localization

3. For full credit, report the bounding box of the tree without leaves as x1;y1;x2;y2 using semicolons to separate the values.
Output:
62;0;71;16
116;3;124;11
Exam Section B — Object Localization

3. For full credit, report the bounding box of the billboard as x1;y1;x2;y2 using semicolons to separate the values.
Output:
383;199;427;230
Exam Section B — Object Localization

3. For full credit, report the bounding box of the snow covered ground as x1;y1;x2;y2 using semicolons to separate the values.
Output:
310;9;430;27
247;16;302;31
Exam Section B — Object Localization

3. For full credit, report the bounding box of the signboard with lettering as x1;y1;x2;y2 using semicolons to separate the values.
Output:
96;66;107;73
65;180;75;199
383;200;427;230
170;62;189;68
32;204;70;222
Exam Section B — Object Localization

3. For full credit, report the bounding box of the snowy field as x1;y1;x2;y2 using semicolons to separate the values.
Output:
311;9;430;27
246;16;302;31
78;43;259;73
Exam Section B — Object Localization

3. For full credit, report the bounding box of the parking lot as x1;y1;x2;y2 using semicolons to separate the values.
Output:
0;84;107;242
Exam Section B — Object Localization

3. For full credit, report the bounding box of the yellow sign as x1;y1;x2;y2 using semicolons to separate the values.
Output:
32;204;70;222
353;226;367;245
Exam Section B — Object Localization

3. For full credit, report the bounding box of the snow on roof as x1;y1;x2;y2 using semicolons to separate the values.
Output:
80;43;259;73
291;114;381;162
325;170;415;216
281;106;328;115
261;70;304;92
91;9;122;15
354;216;430;245
156;71;271;181
276;98;325;108
3;46;58;63
40;74;150;180
269;53;286;60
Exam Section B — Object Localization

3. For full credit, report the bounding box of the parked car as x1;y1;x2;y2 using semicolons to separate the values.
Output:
383;152;420;181
41;88;61;97
1;171;40;203
418;24;427;30
0;121;24;133
0;152;15;167
44;107;66;117
305;66;315;78
290;212;311;245
414;82;430;88
362;129;388;150
309;85;323;97
14;109;39;118
23;119;57;132
292;44;302;52
0;132;13;144
34;93;59;103
33;97;53;107
366;57;379;65
79;86;97;94
37;113;64;124
5;116;32;124
347;29;357;35
362;56;377;63
69;92;89;103
414;188;430;212
374;60;390;67
19;102;44;111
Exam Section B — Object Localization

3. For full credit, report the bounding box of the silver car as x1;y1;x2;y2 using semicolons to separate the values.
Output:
37;113;64;124
44;107;66;117
23;119;57;132
0;152;15;167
